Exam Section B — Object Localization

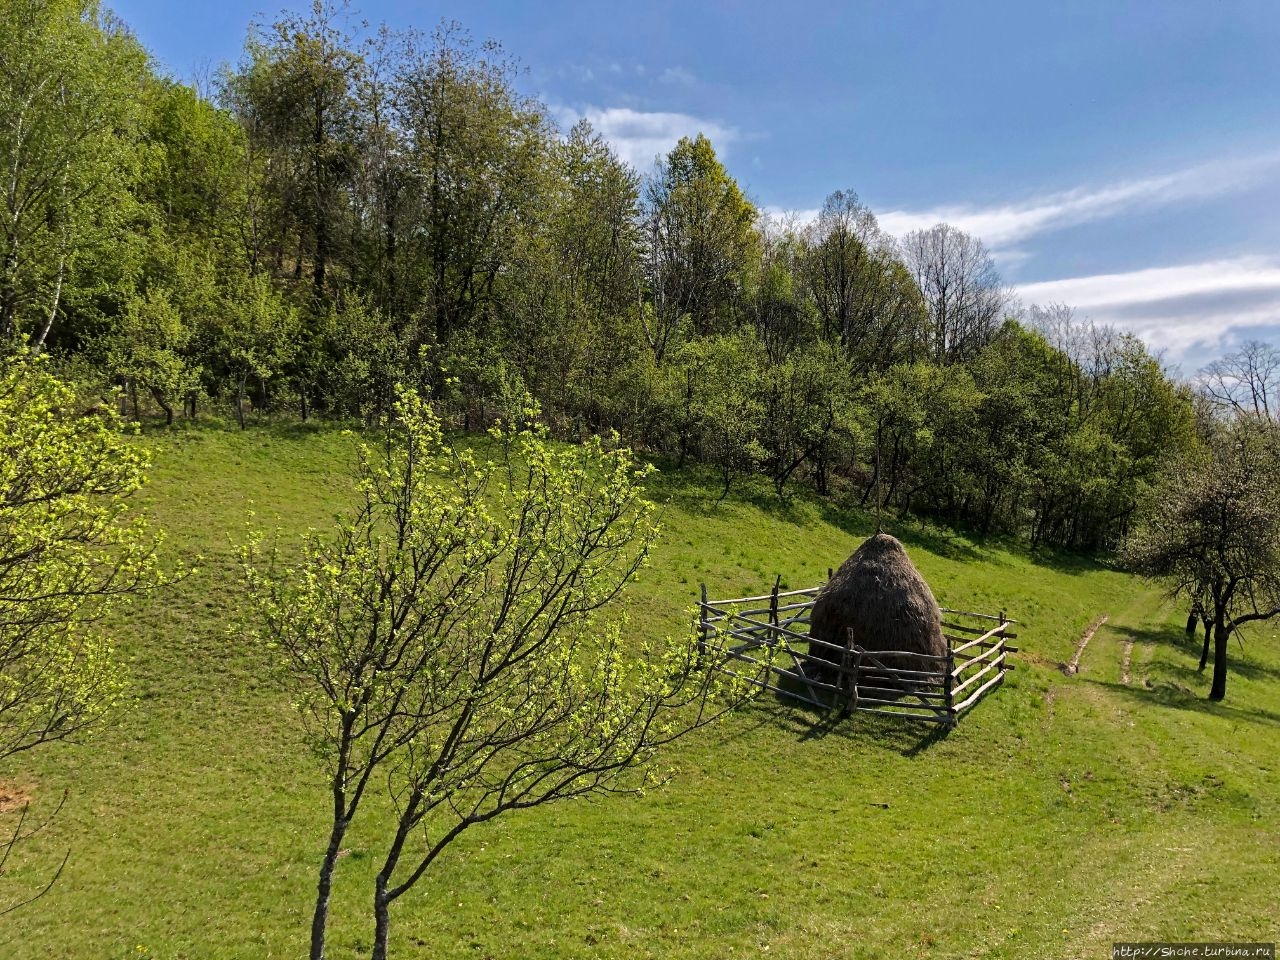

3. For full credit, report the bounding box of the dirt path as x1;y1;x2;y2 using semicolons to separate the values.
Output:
1064;614;1109;675
1121;636;1134;684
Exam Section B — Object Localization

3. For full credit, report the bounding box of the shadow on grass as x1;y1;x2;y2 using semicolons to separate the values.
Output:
1083;670;1280;730
729;685;954;757
1110;622;1280;685
647;459;1125;579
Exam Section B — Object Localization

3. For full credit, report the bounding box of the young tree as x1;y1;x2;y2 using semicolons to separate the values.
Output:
217;272;300;427
242;392;752;960
104;287;201;425
1123;418;1280;700
676;330;767;499
0;352;165;911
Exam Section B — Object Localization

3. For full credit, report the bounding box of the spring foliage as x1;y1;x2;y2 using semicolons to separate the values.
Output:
0;354;161;762
242;391;748;958
1;2;1202;553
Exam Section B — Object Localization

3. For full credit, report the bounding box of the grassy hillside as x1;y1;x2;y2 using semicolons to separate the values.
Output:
3;421;1278;959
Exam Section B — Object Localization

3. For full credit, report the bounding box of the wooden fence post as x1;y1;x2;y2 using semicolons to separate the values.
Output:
697;583;708;664
769;574;780;637
945;645;956;726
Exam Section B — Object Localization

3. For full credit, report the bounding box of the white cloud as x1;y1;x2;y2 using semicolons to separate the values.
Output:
762;151;1280;369
1016;256;1280;368
876;151;1280;253
553;105;739;170
761;204;819;226
659;66;696;86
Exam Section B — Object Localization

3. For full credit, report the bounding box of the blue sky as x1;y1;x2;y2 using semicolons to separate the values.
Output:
113;0;1280;373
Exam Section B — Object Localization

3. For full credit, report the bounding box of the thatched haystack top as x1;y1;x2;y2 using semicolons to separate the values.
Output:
809;534;945;664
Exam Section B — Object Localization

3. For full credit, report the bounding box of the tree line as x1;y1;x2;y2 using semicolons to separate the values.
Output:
0;0;1205;549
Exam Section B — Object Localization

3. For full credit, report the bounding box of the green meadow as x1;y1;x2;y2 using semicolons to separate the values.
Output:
3;421;1277;959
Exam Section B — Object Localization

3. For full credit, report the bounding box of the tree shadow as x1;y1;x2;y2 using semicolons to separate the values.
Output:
1029;548;1117;578
808;496;988;564
1085;675;1280;729
1109;622;1280;685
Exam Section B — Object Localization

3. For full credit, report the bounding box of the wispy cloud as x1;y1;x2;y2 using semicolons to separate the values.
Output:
877;152;1280;253
551;105;738;170
1017;256;1280;367
659;66;696;86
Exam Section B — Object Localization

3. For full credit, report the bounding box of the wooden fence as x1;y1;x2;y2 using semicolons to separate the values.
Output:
697;578;1017;725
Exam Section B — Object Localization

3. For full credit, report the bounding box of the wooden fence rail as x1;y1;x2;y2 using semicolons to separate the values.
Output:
698;579;1017;726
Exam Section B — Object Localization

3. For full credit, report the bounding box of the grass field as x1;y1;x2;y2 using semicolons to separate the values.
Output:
3;420;1278;959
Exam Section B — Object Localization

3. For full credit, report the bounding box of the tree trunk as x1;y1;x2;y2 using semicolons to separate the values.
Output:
677;370;694;470
309;815;348;960
31;253;64;354
1185;610;1198;636
236;375;247;430
129;379;140;421
300;389;309;422
148;384;174;426
0;251;17;342
371;881;392;960
717;467;731;503
1209;620;1229;700
860;422;882;507
1198;621;1211;672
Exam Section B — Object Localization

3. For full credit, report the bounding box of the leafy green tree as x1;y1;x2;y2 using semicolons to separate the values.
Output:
642;134;758;362
751;216;816;365
759;342;860;498
393;24;551;349
103;287;200;425
960;322;1071;535
310;294;408;423
1027;315;1195;548
0;0;148;349
1123;417;1280;700
801;191;926;371
140;80;250;263
500;119;645;434
861;362;981;516
676;331;767;499
242;392;748;960
217;273;300;427
222;1;363;296
0;353;166;911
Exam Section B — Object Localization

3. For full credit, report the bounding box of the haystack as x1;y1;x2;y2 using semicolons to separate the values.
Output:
806;534;946;684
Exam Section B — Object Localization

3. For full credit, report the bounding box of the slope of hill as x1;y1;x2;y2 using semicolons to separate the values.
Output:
4;422;1277;959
